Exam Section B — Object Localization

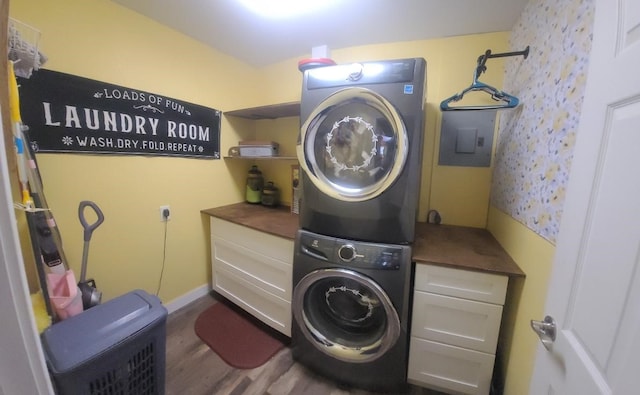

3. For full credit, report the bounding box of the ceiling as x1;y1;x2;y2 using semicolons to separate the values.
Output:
111;0;529;67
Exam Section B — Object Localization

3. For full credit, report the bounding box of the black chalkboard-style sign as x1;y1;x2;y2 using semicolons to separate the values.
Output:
17;70;221;159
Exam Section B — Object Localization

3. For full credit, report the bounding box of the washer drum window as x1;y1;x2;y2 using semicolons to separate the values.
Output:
297;87;408;202
292;268;401;363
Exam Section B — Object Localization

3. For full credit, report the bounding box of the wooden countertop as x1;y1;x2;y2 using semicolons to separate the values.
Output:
202;202;524;278
412;222;524;277
201;202;299;240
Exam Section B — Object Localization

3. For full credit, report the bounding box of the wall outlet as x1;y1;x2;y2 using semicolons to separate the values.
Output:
160;205;171;221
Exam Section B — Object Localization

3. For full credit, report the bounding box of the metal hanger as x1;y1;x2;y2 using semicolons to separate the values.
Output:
440;46;529;111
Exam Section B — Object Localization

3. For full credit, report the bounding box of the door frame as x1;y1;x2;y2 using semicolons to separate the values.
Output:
0;103;54;395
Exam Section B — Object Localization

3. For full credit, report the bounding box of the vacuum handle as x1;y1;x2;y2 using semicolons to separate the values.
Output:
78;201;104;241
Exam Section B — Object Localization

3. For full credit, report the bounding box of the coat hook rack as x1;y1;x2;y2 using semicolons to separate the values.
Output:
474;46;530;80
440;45;530;111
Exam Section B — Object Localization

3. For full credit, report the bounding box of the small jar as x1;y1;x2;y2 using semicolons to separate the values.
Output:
261;181;280;207
246;165;264;204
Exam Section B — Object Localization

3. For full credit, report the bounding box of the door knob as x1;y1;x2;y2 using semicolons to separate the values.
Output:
530;315;556;350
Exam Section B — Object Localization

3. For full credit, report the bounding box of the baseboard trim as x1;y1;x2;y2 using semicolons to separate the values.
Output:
164;284;211;314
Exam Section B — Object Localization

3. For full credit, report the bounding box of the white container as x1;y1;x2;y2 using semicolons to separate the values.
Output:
228;141;280;157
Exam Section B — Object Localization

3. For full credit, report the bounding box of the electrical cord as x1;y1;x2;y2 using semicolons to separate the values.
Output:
155;217;168;297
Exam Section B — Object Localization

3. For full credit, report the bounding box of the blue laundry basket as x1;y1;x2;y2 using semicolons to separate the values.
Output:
41;289;168;395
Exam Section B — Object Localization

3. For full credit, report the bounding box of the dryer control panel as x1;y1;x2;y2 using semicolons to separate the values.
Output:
306;59;418;89
298;230;410;270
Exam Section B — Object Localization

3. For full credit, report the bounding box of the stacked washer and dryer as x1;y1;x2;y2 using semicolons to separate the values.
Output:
292;58;427;392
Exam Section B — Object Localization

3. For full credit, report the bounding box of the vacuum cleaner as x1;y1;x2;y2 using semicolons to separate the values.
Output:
77;201;104;309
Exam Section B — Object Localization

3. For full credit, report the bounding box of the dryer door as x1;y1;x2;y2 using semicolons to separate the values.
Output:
297;87;407;202
292;268;401;363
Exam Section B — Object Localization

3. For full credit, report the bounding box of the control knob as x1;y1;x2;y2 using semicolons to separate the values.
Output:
338;244;363;262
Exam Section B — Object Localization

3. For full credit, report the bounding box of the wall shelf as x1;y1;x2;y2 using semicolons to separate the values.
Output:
225;102;300;120
223;156;297;160
224;102;300;162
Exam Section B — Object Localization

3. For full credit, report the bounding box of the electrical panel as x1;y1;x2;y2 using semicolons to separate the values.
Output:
438;110;497;167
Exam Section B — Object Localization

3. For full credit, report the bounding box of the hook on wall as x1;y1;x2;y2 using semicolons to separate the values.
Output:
440;45;530;111
474;46;530;80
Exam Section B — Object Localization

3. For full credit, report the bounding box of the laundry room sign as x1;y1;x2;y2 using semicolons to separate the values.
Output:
17;70;221;158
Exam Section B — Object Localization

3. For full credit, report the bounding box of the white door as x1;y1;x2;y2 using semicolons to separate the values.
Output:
530;1;640;394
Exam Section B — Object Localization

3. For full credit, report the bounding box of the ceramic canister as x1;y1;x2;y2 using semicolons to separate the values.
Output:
261;181;280;207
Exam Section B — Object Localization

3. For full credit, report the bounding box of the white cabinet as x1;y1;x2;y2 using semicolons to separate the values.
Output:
210;217;293;336
408;264;508;395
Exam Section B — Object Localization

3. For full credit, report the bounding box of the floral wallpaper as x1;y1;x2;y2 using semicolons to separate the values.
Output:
491;0;595;244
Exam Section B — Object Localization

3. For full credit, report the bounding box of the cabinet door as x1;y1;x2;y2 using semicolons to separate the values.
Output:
414;264;508;305
411;291;502;354
408;338;494;395
212;236;292;300
213;267;291;336
211;217;293;264
210;217;293;336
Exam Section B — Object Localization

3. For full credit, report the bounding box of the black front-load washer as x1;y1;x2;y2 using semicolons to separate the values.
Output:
297;58;427;244
291;229;412;392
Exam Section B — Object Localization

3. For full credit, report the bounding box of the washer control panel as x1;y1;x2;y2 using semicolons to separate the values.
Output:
338;242;404;270
298;230;408;270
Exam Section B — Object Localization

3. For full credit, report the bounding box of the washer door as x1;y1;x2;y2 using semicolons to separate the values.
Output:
297;87;408;202
292;268;401;363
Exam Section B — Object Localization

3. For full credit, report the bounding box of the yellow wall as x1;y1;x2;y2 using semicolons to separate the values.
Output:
485;1;595;392
487;206;555;394
257;33;510;226
10;0;509;306
10;0;260;302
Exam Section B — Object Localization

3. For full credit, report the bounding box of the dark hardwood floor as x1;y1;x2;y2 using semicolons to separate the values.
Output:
165;293;445;395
